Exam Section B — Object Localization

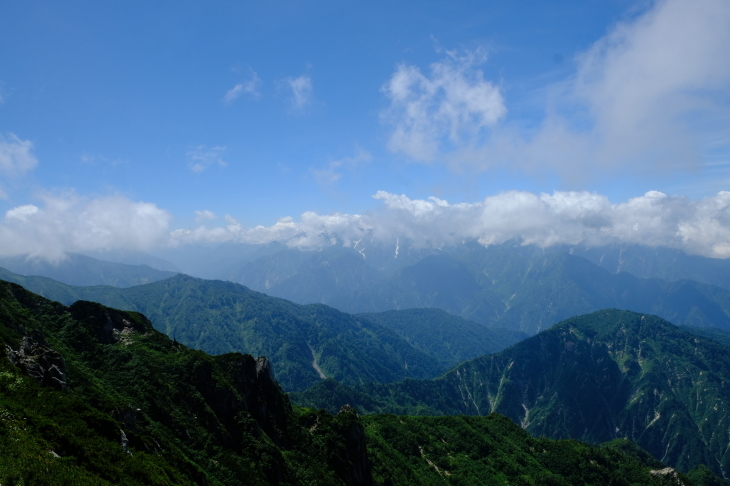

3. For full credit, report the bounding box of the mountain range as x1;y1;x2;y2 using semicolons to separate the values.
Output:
0;253;178;287
0;268;525;392
193;242;730;335
294;309;730;476
1;279;724;485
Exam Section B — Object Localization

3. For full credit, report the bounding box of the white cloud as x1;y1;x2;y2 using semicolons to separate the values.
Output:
0;133;38;177
312;148;371;184
557;0;730;173
286;75;313;109
171;189;730;259
223;68;262;103
187;145;227;173
381;48;506;161
382;0;730;178
194;210;217;223
0;193;172;262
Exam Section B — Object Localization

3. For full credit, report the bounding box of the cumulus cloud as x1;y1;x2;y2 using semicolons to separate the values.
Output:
312;148;372;184
0;133;38;177
223;68;262;103
0;193;173;262
382;0;730;178
187;145;227;173
171;190;730;259
381;48;505;161
286;75;313;109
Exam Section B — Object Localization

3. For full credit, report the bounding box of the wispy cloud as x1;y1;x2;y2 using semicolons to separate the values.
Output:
312;148;371;184
187;145;227;173
381;48;505;162
0;133;38;177
382;0;730;180
286;75;313;109
173;189;730;259
194;210;217;224
223;68;262;104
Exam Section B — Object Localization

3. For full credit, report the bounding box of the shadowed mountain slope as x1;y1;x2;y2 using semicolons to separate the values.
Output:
294;310;730;477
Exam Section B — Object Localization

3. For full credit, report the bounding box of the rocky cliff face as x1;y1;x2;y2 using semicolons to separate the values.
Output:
5;335;67;392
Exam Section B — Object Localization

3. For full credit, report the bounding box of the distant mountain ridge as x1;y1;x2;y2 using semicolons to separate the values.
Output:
0;252;178;287
204;241;730;335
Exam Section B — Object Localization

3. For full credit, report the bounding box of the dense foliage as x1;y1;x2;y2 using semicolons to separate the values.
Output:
363;413;718;486
0;272;445;392
0;280;371;485
294;309;730;477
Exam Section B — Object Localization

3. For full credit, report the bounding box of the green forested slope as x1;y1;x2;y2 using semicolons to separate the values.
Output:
364;414;720;486
0;280;371;485
294;310;730;476
1;281;725;485
0;271;443;392
358;308;527;369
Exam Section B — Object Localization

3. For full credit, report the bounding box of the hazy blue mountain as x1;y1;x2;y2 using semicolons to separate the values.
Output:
79;249;180;272
571;243;730;291
329;246;730;334
215;241;730;335
234;246;385;303
152;241;288;280
294;310;730;476
0;253;178;287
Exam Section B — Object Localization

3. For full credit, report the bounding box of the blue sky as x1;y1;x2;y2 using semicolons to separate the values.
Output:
1;0;730;260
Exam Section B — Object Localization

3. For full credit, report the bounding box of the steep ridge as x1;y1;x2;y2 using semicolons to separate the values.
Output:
294;310;730;476
0;280;372;485
1;281;724;485
0;272;444;392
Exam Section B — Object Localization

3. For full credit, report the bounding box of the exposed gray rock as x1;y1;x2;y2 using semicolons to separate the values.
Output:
5;336;67;392
256;356;276;382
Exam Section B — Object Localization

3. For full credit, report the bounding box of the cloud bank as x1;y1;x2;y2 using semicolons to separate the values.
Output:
2;189;729;262
0;193;172;262
175;190;730;259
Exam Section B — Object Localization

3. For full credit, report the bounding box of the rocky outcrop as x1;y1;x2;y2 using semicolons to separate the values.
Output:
336;405;373;486
6;335;67;392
